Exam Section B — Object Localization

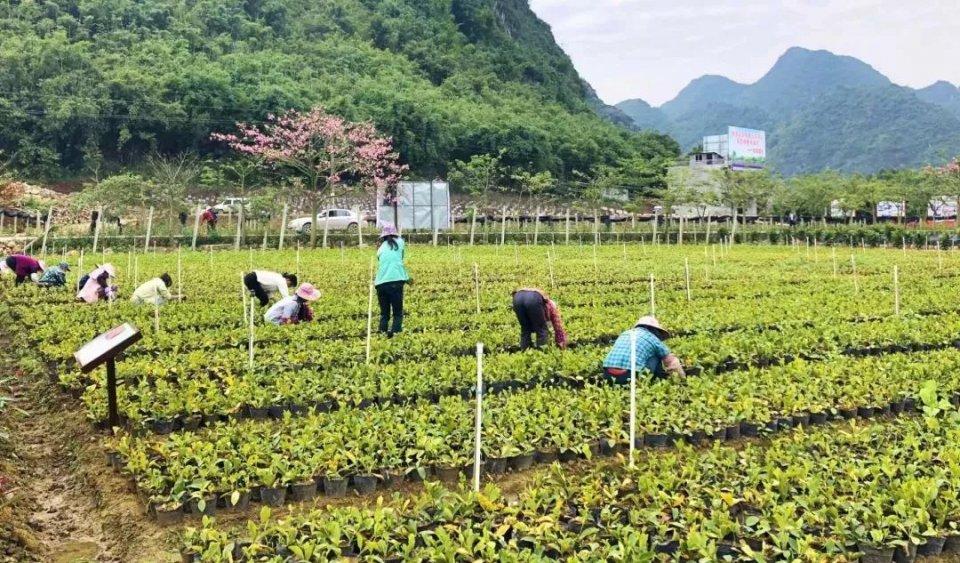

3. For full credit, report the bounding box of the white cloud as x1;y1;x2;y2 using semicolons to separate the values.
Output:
530;0;959;106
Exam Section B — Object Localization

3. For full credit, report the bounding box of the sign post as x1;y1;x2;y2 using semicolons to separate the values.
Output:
75;324;142;429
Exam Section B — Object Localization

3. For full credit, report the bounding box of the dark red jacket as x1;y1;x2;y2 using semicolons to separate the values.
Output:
8;255;42;277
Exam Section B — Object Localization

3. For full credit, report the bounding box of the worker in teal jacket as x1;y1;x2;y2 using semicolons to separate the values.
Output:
374;223;410;337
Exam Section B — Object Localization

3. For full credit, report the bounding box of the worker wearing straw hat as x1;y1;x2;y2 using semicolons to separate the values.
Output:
602;316;684;384
76;264;118;303
264;283;321;325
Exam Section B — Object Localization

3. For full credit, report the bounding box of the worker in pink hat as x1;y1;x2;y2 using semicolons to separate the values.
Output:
264;282;321;325
374;223;410;337
602;316;684;384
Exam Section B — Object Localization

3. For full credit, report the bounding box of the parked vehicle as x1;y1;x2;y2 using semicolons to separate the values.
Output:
213;197;249;213
287;209;360;234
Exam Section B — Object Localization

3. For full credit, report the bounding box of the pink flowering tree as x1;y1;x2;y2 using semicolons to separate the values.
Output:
212;107;406;247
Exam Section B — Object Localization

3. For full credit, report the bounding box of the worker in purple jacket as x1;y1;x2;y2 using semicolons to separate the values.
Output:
3;254;44;286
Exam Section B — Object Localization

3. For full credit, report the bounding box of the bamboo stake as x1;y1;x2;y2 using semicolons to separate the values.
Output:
564;209;570;245
296;243;301;278
473;262;481;315
366;257;375;364
893;265;900;316
278;204;288;250
177;246;183;298
649;273;656;316
685;258;692;301
234;204;244;250
832;247;838;277
678;216;684;246
851;255;859;294
40;207;53;257
154;304;160;333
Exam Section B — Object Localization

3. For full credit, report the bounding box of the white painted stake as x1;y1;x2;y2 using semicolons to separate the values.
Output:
365;257;375;365
564;209;570;245
473;262;481;315
548;251;555;290
938;247;944;272
242;274;248;326
278;204;288;250
469;206;477;246
177;246;183;297
143;206;154;253
678;216;684;246
500;206;507;246
354;205;364;248
832;247;838;277
629;328;637;469
133;254;139;286
322;209;330;249
649;273;656;316
533;207;541;245
473;342;484;492
234;204;244;250
154;304;160;333
77;249;84;292
893;265;900;316
593;212;600;245
685;258;692;301
851;255;859;294
296;243;301;278
248;297;255;369
191;204;202;251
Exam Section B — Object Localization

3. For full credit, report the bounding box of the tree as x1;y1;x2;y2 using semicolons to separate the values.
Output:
926;157;960;220
212;107;406;247
448;151;507;209
147;153;198;238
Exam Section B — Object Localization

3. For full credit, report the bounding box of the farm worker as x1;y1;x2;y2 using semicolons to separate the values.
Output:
131;273;178;306
37;262;71;288
264;283;320;325
77;264;118;303
243;270;298;307
374;223;410;337
200;207;218;233
4;254;44;286
511;288;567;350
602;316;684;384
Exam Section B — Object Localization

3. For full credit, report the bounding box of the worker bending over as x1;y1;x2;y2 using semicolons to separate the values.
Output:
4;254;44;285
264;283;320;325
511;288;567;350
602;316;684;384
77;264;118;303
37;262;70;288
244;270;297;307
131;273;181;306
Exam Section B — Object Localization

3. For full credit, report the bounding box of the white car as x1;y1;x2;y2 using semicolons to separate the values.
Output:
213;197;249;213
287;209;360;234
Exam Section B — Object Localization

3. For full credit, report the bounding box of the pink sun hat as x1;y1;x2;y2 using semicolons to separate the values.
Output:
379;223;399;238
295;283;321;301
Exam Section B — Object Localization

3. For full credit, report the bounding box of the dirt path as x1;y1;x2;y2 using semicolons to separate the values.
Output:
0;348;177;562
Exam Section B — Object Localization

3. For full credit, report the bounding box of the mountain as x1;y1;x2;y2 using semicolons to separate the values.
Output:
0;0;676;181
917;81;960;118
615;47;960;174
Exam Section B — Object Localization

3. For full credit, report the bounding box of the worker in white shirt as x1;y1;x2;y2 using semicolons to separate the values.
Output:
131;273;181;306
243;270;297;307
264;283;320;325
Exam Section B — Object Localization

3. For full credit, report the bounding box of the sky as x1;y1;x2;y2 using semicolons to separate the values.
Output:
528;0;959;107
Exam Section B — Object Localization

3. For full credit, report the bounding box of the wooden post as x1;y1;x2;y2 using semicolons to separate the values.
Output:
92;205;103;253
278;204;288;250
564;209;571;245
628;328;637;469
366;257;375;364
649;273;656;316
893;265;901;316
41;207;53;257
143;206;154;253
685;258;692;301
473;342;484;492
191;204;202;251
322;209;330;249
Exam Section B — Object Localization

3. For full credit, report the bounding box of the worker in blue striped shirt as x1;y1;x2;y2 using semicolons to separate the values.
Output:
602;316;685;384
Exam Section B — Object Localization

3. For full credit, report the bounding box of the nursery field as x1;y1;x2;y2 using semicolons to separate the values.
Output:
5;242;960;561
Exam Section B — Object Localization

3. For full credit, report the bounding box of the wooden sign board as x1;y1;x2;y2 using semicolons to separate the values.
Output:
75;323;142;374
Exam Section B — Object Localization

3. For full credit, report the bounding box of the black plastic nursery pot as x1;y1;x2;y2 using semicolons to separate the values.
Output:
644;433;671;447
858;544;895;563
248;406;268;420
598;439;618;456
889;400;905;415
792;413;810;427
809;412;828;425
149;419;176;435
917;536;946;556
508;453;535;472
558;449;580;463
186;495;218;517
725;424;741;440
893;541;916;563
290;480;317;502
182;415;203;432
904;398;918;413
535;449;559;463
857;406;875;419
777;417;794;430
839;407;858;420
378;470;402;488
485;458;508;475
260;486;287;506
267;405;286;419
877;404;893;416
943;534;960;553
154;504;184;525
352;474;377;495
221;490;250;511
740;421;759;437
763;420;779;434
322;476;348;498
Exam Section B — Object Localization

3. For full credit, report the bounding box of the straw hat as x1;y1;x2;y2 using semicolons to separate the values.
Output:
634;316;670;339
295;283;321;301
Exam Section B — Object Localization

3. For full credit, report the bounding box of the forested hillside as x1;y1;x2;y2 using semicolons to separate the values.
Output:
0;0;677;181
616;47;960;175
